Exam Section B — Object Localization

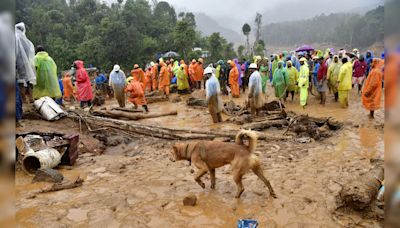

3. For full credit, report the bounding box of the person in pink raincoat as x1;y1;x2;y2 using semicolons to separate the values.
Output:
74;60;93;108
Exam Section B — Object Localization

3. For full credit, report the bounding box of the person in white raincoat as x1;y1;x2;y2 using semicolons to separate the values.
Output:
15;22;36;103
205;66;223;123
248;63;264;116
109;64;127;107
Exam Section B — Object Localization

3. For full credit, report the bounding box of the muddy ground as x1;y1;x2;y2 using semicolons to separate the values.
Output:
16;86;384;227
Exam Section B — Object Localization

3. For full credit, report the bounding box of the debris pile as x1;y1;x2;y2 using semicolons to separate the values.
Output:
16;132;79;174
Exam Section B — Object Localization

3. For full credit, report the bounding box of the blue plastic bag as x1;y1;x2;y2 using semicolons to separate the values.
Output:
237;219;258;228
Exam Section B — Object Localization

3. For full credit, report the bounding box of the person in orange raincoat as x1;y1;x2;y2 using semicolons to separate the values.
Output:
188;59;197;90
158;61;170;97
151;62;159;91
228;60;240;98
62;72;75;103
125;77;148;112
145;67;152;92
131;64;145;86
194;58;204;89
362;58;384;119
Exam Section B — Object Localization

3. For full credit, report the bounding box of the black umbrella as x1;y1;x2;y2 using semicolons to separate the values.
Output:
162;51;180;58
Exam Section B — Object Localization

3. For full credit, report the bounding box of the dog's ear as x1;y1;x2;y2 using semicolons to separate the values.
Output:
172;144;180;159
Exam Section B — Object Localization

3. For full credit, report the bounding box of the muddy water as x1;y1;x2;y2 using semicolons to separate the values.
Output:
16;86;383;227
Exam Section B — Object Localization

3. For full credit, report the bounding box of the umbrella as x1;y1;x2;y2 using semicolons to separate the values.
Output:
295;45;314;52
345;52;356;58
162;51;180;58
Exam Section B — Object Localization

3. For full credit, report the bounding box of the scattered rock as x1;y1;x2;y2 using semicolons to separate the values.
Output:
183;194;197;206
171;96;182;103
92;167;106;174
186;97;207;107
105;136;123;147
32;168;64;183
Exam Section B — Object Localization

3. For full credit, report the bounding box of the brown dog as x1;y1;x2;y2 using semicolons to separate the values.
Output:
171;130;276;198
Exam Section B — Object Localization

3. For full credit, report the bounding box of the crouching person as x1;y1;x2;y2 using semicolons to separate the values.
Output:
248;63;264;116
205;66;223;123
125;77;149;112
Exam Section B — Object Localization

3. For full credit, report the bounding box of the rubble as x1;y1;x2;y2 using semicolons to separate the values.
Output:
183;194;197;206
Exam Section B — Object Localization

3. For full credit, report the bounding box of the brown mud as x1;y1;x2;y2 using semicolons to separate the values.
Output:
16;86;383;227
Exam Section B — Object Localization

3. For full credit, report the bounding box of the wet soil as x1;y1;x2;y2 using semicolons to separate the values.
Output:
16;86;384;227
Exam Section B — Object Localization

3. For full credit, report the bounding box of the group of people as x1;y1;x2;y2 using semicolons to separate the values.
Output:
15;20;385;126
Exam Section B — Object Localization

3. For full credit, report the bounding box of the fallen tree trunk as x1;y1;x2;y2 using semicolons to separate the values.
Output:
68;111;292;141
111;107;144;113
146;96;169;104
242;119;289;130
93;110;177;120
337;161;384;211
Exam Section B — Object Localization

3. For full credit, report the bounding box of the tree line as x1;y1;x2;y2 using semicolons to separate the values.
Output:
261;6;383;49
16;0;237;71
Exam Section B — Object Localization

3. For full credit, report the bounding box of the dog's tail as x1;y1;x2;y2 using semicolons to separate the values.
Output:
235;129;258;153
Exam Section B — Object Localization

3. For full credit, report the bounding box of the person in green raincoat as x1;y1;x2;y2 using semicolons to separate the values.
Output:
285;60;298;101
271;55;279;80
33;46;62;100
259;58;269;94
298;57;309;108
176;64;190;94
272;61;288;101
327;55;341;102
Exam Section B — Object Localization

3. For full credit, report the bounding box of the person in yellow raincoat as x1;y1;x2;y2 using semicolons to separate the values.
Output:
177;63;190;94
33;46;62;100
285;60;298;101
298;57;309;108
337;57;353;108
327;55;341;101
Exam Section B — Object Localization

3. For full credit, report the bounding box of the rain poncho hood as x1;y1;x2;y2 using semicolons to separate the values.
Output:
15;22;36;85
33;51;62;99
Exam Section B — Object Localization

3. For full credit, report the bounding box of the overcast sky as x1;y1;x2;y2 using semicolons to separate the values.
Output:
167;0;382;20
103;0;383;33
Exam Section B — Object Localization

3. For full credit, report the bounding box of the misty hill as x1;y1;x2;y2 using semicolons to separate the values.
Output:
260;0;382;25
260;6;383;49
194;13;244;45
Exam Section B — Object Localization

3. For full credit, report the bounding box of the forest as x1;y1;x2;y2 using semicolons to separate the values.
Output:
261;6;383;49
15;0;237;71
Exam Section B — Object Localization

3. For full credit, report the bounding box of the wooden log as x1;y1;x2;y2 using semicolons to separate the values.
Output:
68;112;292;141
337;161;384;211
111;107;144;113
94;110;177;120
242;119;289;130
146;96;169;104
39;176;83;194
